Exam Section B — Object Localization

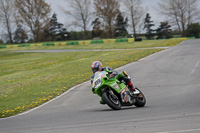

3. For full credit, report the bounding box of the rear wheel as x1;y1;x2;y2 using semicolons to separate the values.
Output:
134;88;146;107
102;90;121;110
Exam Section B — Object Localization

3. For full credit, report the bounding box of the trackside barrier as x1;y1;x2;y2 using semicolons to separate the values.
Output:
6;45;18;48
103;39;116;43
54;42;67;46
42;43;54;46
31;43;43;47
187;37;196;39
91;40;103;44
18;44;30;47
0;45;6;49
67;41;79;45
116;38;128;42
128;38;134;42
79;41;91;45
1;38;137;49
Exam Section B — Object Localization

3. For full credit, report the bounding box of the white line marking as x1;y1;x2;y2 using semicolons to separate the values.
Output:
191;60;200;74
156;128;200;133
194;60;199;68
191;68;195;74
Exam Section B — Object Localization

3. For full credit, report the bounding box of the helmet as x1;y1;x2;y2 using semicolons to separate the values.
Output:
91;61;102;73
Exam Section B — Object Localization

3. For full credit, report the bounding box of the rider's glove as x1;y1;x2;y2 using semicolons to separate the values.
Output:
92;88;96;94
109;72;117;79
109;74;114;79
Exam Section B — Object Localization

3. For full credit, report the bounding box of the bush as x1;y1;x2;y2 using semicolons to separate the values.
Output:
186;23;200;38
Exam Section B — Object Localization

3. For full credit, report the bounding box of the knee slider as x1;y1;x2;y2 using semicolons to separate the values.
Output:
123;71;128;77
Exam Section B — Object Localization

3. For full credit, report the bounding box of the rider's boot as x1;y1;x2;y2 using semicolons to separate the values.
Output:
100;98;106;104
127;81;136;92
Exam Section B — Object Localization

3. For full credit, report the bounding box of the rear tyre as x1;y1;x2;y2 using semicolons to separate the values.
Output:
102;91;121;110
134;88;146;107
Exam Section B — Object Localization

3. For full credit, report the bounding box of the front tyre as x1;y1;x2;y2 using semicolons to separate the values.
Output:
134;88;146;107
102;91;121;110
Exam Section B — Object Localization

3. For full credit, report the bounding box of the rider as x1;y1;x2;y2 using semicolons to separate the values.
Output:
91;61;136;104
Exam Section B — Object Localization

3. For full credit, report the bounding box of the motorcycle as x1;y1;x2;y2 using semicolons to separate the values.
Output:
92;71;146;110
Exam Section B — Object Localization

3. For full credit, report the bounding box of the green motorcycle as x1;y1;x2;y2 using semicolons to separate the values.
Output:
92;71;146;110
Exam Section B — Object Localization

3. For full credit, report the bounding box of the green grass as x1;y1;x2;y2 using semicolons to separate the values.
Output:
0;38;187;118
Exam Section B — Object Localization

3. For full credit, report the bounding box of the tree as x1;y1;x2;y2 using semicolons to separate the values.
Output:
114;12;128;37
13;24;28;43
94;0;120;38
186;23;200;38
63;0;92;38
91;18;102;38
47;13;69;41
121;0;145;40
0;0;14;43
156;21;172;39
0;39;3;44
158;0;200;37
15;0;51;42
68;31;92;40
144;13;155;40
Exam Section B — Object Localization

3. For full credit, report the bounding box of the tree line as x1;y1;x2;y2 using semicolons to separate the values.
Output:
0;0;200;44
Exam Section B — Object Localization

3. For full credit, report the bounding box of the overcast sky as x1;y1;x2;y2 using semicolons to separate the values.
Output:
1;0;162;40
45;0;163;30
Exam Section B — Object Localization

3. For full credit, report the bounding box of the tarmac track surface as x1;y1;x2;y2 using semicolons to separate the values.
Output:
1;39;200;133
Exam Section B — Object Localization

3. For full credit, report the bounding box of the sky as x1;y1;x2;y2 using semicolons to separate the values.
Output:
45;0;163;30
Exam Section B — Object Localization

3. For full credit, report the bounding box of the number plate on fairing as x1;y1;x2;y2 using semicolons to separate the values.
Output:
93;78;101;88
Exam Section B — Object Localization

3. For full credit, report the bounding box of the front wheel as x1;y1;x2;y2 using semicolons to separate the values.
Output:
102;90;121;110
134;88;146;107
